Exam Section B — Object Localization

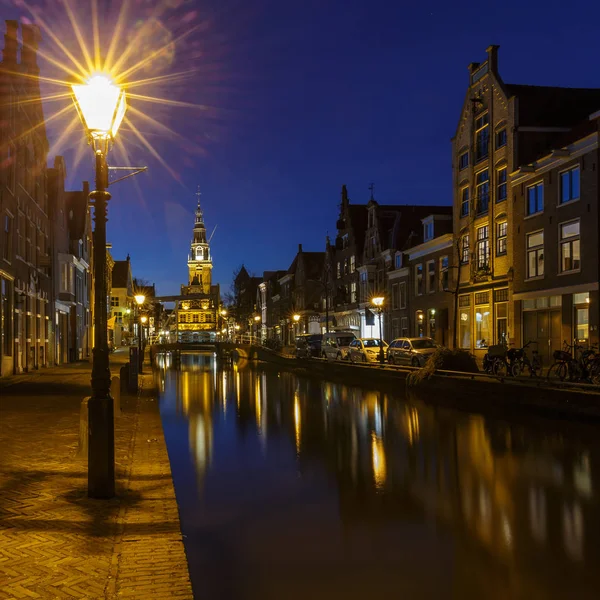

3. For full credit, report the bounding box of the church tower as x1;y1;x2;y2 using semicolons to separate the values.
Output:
187;187;212;293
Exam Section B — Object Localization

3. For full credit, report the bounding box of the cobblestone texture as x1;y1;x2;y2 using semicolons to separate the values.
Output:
0;351;193;599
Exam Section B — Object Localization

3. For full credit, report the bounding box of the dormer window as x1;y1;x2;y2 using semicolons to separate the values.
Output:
423;219;434;242
395;253;402;269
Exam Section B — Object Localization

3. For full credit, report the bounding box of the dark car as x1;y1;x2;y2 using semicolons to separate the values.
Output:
387;337;439;367
295;334;323;358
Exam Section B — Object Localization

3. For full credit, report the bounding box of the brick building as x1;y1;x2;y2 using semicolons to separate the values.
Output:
452;45;600;357
0;21;50;375
511;113;600;364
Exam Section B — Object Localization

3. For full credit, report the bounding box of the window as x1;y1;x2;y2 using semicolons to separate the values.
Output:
560;220;580;273
496;222;507;256
401;317;409;337
424;221;434;241
496;302;507;345
459;295;471;348
427;261;435;293
527;182;544;215
110;296;119;307
350;255;356;273
476;226;490;270
526;231;544;278
461;234;470;264
2;215;12;261
350;281;357;303
496;128;507;149
475;170;489;214
475;305;491;348
336;262;341;279
399;282;407;308
459;151;469;170
560;167;580;204
1;277;12;356
497;167;507;202
394;253;402;269
460;186;470;217
392;283;399;310
415;264;423;296
440;256;449;290
475;113;489;161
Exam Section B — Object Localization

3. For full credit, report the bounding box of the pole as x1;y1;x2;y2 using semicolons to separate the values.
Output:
378;309;384;365
138;311;143;374
88;149;115;499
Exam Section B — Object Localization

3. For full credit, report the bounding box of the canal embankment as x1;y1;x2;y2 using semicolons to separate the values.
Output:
247;346;600;421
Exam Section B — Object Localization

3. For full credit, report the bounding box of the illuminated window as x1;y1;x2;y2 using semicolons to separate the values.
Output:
497;222;507;256
527;230;544;278
560;220;580;273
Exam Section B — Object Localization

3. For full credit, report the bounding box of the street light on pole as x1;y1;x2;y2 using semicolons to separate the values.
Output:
371;296;385;365
254;314;261;343
71;73;127;499
293;313;300;339
134;294;145;374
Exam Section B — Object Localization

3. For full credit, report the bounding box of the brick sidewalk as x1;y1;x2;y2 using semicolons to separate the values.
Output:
0;350;194;599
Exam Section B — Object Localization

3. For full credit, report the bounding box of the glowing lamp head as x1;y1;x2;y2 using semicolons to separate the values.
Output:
71;74;127;144
293;314;300;322
254;315;260;322
220;309;227;316
141;315;148;324
372;296;384;307
235;325;240;330
134;294;145;305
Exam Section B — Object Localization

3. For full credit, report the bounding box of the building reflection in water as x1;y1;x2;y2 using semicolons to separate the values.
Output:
157;351;600;599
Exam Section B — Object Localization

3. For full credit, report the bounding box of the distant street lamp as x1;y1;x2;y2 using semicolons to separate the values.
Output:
293;313;300;339
371;296;385;365
71;73;127;499
135;294;145;374
254;314;261;343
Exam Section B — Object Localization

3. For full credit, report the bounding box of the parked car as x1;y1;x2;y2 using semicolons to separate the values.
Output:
295;334;323;358
348;338;389;363
321;331;357;360
387;337;439;367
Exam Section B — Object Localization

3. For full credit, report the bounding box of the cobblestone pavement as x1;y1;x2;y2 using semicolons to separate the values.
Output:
0;350;193;599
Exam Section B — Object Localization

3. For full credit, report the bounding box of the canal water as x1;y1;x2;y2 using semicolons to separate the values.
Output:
156;352;599;600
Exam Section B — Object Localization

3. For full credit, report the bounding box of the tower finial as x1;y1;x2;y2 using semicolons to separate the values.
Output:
368;182;375;201
196;184;201;207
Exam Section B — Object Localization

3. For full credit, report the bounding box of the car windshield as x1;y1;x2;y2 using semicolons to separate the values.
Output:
363;339;384;348
411;339;437;350
337;337;355;346
307;335;321;343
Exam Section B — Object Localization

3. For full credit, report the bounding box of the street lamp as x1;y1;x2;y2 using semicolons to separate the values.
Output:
254;314;261;343
371;296;385;365
71;73;127;499
293;313;300;339
134;294;145;374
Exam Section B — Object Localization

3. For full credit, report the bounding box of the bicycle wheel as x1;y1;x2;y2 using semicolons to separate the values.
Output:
511;361;522;377
590;361;600;385
547;362;567;382
493;358;508;377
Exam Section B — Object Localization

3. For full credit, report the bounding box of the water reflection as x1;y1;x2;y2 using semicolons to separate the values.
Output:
158;352;600;600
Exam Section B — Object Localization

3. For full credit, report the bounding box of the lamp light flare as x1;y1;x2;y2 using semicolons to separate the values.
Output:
71;74;127;140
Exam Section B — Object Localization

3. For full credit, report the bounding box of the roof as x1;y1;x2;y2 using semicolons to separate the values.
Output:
66;190;87;241
112;260;131;289
506;84;600;128
387;205;452;251
348;205;368;255
302;252;325;280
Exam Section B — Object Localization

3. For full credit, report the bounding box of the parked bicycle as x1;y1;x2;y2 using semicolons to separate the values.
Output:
547;341;600;383
482;344;507;375
507;341;542;378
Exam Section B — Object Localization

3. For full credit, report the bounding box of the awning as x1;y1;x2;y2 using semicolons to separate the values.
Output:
107;316;116;330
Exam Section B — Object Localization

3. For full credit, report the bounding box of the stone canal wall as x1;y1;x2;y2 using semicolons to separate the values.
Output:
250;346;600;421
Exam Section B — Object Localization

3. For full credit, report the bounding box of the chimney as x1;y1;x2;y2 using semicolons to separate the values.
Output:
298;243;303;253
3;20;18;64
486;45;499;75
21;23;41;71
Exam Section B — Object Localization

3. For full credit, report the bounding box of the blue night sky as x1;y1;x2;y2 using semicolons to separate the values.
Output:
6;0;600;296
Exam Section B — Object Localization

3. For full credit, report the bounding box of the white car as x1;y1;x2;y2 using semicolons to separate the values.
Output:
348;338;389;363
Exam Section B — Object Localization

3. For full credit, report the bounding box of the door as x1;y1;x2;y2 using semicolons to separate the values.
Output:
523;309;561;367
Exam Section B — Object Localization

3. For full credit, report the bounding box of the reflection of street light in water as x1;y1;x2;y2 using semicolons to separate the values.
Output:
371;432;386;488
294;391;301;455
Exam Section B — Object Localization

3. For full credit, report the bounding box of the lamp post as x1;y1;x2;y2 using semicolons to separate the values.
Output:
71;74;127;499
371;296;385;365
220;309;227;340
293;313;300;340
254;315;261;343
134;294;145;374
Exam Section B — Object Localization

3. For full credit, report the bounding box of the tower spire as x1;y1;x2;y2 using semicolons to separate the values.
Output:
195;185;204;226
